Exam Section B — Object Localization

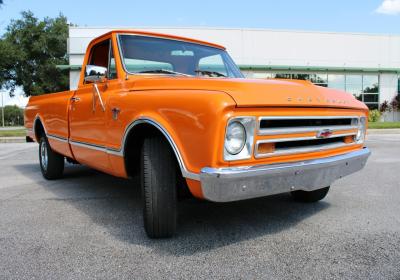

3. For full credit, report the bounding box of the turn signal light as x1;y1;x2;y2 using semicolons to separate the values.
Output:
257;142;275;154
344;136;355;144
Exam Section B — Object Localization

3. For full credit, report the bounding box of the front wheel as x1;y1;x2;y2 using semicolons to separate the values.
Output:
291;186;330;203
39;136;64;180
141;136;178;238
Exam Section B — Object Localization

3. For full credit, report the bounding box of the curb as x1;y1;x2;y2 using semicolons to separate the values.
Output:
0;137;27;143
367;129;400;134
0;126;25;131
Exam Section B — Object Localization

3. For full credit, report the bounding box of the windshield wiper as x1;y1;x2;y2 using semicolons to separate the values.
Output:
137;69;191;76
195;70;226;77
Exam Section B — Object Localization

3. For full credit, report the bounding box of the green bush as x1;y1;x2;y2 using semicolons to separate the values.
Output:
368;109;381;122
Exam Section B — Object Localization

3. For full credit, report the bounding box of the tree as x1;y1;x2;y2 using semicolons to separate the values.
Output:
0;11;69;96
1;105;24;126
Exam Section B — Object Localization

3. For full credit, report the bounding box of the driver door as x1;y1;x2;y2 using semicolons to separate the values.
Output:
69;37;117;172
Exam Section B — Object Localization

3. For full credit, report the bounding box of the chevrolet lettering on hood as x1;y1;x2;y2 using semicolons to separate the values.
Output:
287;96;350;105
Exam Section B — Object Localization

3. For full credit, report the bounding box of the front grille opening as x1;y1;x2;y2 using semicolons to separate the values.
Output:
275;137;345;150
260;118;356;129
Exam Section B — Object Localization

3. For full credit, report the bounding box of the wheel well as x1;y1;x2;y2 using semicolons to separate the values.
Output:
34;119;45;141
123;123;191;197
124;123;178;177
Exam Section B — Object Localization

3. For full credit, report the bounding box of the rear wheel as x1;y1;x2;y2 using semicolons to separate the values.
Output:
39;136;64;180
291;186;330;203
141;136;178;238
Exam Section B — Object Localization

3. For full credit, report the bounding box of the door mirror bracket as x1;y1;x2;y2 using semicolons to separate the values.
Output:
84;65;107;112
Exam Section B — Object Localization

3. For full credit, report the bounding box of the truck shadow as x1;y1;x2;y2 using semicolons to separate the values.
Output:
15;162;329;256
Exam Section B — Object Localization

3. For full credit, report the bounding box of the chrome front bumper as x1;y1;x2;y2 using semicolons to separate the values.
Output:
200;148;371;202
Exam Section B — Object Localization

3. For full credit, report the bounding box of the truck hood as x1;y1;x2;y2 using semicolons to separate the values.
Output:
129;76;367;110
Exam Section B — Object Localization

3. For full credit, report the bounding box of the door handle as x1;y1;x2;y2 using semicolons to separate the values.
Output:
70;97;81;102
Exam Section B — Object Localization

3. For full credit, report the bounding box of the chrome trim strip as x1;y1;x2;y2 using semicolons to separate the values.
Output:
258;115;359;135
47;134;68;143
69;140;107;153
119;117;200;181
259;116;359;120
255;142;357;158
257;132;356;144
200;148;371;202
258;125;359;135
69;139;122;156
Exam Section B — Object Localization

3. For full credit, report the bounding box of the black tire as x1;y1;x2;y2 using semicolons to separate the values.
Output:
141;136;177;238
291;186;330;203
39;136;64;180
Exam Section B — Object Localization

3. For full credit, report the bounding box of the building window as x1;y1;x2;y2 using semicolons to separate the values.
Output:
312;74;328;87
328;74;345;90
274;73;292;79
363;75;379;93
345;75;363;101
246;71;380;109
248;72;274;79
291;73;311;80
362;75;379;109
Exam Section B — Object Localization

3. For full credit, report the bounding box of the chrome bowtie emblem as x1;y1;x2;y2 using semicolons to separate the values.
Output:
317;129;333;139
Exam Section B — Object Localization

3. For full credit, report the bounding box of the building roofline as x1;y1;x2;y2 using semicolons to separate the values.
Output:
57;64;400;74
239;65;400;73
69;26;400;37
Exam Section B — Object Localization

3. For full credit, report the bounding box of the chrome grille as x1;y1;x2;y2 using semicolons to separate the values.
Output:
255;116;360;158
258;116;359;135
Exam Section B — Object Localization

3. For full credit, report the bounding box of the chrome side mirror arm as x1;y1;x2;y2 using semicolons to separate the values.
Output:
84;65;107;112
92;83;106;112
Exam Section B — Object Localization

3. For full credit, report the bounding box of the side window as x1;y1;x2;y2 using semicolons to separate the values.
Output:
89;40;109;68
198;54;228;76
87;39;117;81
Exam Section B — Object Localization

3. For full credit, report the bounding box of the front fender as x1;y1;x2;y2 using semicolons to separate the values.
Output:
107;89;237;193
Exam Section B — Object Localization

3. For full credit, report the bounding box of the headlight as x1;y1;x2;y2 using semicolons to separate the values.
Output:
224;117;256;161
355;117;366;143
225;121;246;155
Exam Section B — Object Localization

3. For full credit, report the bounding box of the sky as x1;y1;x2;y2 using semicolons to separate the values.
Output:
0;0;400;106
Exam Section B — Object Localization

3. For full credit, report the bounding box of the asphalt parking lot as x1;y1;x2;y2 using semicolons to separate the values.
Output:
0;135;399;280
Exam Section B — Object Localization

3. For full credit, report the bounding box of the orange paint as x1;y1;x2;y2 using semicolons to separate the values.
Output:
24;30;368;200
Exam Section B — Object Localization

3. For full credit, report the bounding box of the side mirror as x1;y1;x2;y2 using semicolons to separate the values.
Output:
84;65;107;83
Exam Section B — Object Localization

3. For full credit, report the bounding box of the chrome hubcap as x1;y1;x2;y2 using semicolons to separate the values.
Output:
40;141;48;171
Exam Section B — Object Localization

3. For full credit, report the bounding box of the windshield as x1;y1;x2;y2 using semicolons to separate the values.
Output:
118;34;244;78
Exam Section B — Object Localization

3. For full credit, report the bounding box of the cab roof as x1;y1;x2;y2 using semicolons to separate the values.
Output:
91;29;226;50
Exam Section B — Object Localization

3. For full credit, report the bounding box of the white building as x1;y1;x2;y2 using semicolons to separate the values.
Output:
67;26;400;110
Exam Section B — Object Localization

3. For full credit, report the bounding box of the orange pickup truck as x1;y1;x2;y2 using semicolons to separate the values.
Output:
25;30;370;238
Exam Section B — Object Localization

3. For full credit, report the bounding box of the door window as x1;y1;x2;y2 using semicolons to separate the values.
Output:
87;39;117;81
